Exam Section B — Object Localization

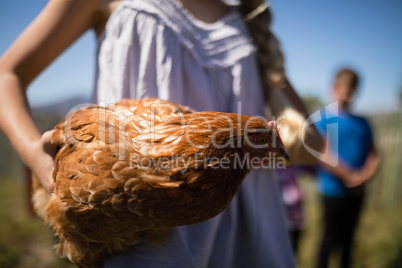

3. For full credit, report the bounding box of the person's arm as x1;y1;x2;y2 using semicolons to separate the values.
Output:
346;146;380;188
319;138;380;188
319;138;354;182
281;78;324;154
0;0;107;192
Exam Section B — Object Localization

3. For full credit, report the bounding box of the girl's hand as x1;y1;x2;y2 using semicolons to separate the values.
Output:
344;170;366;188
30;130;57;193
344;152;380;188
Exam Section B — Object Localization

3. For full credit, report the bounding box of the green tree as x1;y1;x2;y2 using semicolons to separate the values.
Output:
302;95;324;114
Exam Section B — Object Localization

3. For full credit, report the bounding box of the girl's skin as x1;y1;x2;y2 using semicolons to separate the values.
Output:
0;0;120;192
0;0;321;193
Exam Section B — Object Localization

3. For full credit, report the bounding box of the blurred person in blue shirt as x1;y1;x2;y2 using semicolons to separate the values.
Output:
315;68;380;268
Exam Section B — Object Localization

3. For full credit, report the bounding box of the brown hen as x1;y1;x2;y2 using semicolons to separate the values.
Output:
32;98;289;267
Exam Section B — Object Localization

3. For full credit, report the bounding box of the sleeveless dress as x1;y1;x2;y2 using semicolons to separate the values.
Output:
94;0;295;267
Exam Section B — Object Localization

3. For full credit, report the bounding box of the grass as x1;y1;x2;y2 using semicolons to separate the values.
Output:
0;179;75;268
296;178;402;268
1;178;402;268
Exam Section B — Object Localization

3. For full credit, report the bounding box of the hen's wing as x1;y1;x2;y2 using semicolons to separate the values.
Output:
33;99;199;266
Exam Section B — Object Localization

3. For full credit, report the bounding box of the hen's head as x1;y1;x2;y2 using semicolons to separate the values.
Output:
242;121;290;166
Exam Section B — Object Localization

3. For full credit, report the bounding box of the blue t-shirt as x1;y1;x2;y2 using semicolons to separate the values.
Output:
315;109;373;197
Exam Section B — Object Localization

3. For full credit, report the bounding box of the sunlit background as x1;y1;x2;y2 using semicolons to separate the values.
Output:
1;0;401;112
0;0;401;267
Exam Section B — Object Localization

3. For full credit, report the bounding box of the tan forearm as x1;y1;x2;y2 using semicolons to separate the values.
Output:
0;0;104;158
319;143;381;187
0;72;42;166
0;0;109;192
281;79;310;118
319;139;353;183
360;152;380;180
282;78;324;153
320;153;352;183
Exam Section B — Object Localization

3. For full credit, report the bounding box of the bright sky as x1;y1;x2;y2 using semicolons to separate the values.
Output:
1;0;401;114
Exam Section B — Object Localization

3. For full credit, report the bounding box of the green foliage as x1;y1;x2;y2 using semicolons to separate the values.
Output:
0;180;75;268
301;95;324;114
0;244;19;268
367;111;402;208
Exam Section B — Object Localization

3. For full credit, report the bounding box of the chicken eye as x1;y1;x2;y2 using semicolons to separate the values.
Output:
258;137;269;144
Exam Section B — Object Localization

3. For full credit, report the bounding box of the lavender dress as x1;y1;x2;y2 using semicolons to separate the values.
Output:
93;0;294;267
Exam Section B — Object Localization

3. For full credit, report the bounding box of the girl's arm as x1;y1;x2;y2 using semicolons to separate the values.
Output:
0;0;109;192
282;78;324;155
319;139;380;188
319;138;355;183
346;144;380;188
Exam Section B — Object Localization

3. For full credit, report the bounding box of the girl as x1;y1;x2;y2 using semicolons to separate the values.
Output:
0;0;319;266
